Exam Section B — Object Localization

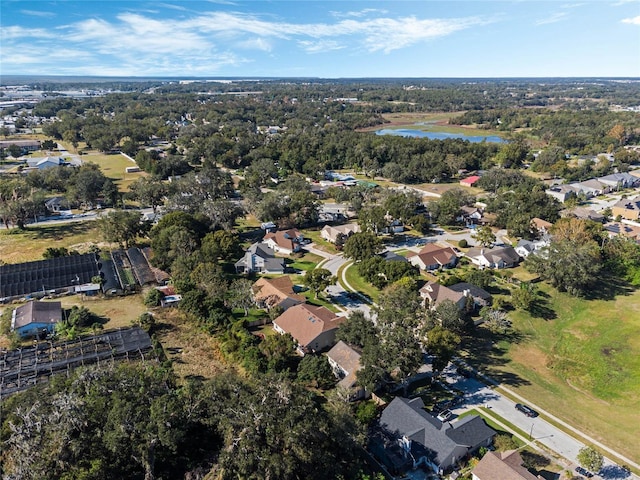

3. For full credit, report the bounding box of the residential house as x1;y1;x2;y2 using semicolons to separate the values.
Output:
25;156;64;170
407;243;458;271
472;450;543;480
598;172;640;190
321;223;360;243
545;185;579;203
379;250;408;263
383;218;405;234
263;229;304;255
612;195;640;221
11;301;62;338
449;282;492;308
326;341;365;400
44;196;68;213
604;221;640;243
252;276;304;311
460;175;481;187
465;245;520;269
419;282;467;310
272;304;345;354
235;243;286;274
573;179;610;197
458;206;483;225
515;239;536;258
560;206;605;223
530;217;553;236
371;397;496;475
0;139;40;154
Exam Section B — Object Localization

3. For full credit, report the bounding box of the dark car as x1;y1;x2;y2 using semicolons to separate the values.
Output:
515;403;538;417
575;466;594;478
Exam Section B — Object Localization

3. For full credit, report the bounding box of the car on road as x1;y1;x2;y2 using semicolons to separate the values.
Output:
575;466;594;478
515;403;538;417
437;409;454;422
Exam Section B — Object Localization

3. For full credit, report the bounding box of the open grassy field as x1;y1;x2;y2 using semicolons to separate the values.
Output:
81;151;146;192
59;294;148;328
461;281;640;462
0;221;101;264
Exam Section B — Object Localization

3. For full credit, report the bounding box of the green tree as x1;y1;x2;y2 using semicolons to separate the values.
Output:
525;238;601;296
297;354;336;389
128;177;167;213
303;268;336;299
430;188;475;226
336;311;377;349
424;326;461;374
98;209;144;248
343;232;383;262
511;283;536;310
144;288;164;307
577;446;604;474
472;225;496;247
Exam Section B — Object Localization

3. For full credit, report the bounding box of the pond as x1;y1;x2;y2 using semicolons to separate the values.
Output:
375;128;507;143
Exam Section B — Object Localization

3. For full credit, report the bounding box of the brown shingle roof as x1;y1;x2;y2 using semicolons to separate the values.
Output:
472;450;541;480
273;304;344;348
419;282;465;307
409;243;457;268
263;229;302;250
252;276;305;306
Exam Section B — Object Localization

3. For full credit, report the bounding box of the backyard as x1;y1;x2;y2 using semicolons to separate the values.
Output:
0;221;101;264
460;280;640;463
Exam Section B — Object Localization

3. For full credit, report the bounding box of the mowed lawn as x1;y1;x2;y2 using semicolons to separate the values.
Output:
0;222;101;264
463;281;640;462
82;151;146;192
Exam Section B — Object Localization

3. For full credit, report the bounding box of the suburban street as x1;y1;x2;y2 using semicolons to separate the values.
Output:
442;365;638;480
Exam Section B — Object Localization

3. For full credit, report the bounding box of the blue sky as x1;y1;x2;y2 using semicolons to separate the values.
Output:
1;1;639;78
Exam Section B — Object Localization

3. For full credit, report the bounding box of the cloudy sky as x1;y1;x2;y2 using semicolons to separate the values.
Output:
1;0;639;78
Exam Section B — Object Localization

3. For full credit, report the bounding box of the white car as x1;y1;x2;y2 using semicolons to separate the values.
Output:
437;409;453;422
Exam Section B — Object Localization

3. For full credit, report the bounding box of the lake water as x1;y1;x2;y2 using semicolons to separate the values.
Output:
375;128;507;143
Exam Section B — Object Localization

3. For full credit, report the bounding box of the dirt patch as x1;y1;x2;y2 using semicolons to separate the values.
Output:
510;344;550;374
155;309;228;381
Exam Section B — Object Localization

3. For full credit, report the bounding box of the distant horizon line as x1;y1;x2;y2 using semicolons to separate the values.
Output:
2;75;640;82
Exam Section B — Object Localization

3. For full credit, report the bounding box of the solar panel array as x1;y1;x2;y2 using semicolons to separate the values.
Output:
0;254;100;298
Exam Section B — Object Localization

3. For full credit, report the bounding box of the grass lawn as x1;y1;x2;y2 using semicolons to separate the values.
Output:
58;294;148;329
81;151;146;192
300;228;340;255
288;251;323;272
342;262;381;304
0;221;101;263
460;280;640;462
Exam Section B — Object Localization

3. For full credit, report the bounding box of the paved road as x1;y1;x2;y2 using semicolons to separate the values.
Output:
441;364;638;480
306;245;374;319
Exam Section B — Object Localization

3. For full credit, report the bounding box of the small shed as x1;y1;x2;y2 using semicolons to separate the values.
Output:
11;301;62;338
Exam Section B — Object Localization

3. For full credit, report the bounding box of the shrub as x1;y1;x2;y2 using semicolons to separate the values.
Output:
144;288;164;307
458;239;468;248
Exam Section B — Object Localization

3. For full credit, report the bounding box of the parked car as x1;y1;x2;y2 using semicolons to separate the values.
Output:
575;466;594;478
515;403;538;417
437;409;454;422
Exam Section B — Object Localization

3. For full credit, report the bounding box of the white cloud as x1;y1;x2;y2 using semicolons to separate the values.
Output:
19;9;56;18
329;8;389;18
535;11;569;25
621;15;640;24
298;40;345;53
1;8;489;75
238;37;273;52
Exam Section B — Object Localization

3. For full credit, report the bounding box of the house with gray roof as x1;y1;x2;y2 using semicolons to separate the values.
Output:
326;341;365;400
11;301;62;338
598;172;640;190
465;245;520;269
449;282;492;308
235;243;285;274
371;397;496;475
